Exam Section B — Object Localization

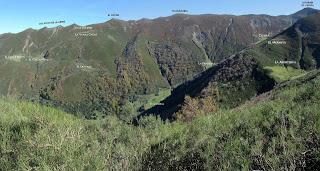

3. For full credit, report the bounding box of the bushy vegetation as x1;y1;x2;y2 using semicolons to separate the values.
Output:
175;95;217;122
1;71;320;170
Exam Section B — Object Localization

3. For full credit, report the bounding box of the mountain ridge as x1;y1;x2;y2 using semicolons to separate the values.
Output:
0;8;319;118
4;8;319;35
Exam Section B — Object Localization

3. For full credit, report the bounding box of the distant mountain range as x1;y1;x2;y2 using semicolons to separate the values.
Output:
0;8;319;118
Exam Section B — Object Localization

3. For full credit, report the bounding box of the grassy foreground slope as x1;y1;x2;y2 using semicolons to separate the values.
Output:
1;71;320;170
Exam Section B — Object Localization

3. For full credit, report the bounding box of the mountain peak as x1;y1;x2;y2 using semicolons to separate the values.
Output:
69;23;79;27
291;7;320;18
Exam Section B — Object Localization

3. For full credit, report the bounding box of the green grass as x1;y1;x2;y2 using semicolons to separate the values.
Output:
0;97;181;170
143;88;171;109
1;71;320;170
137;36;170;88
264;66;306;83
0;97;81;125
121;88;171;118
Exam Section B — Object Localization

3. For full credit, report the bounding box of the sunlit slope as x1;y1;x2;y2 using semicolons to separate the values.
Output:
0;8;318;117
245;13;320;70
141;12;320;120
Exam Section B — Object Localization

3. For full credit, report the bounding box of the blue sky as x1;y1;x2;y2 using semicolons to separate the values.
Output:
0;0;318;34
